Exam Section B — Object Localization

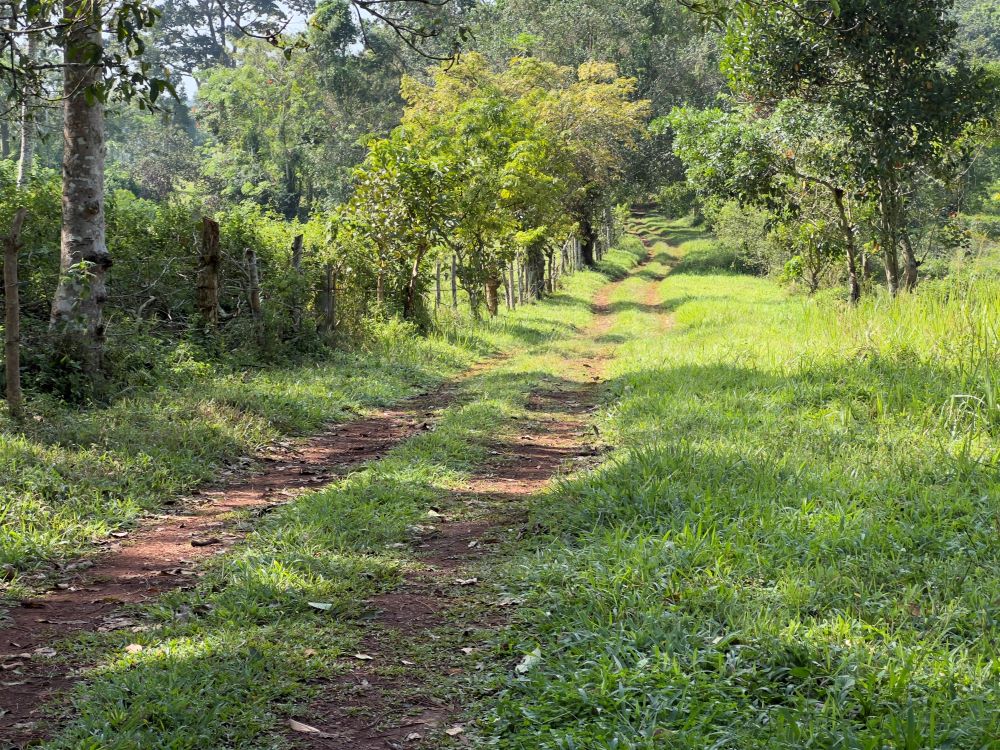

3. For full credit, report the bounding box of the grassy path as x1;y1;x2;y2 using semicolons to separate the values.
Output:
287;239;671;749
0;238;650;748
18;216;994;749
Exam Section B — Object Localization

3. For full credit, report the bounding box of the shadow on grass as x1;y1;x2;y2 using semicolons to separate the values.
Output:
494;352;1000;747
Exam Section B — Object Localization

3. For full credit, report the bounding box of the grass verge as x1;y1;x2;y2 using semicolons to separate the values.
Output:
485;217;1000;749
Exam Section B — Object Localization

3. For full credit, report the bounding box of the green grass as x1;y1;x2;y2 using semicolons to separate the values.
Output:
0;244;646;594
486;221;1000;749
30;240;647;748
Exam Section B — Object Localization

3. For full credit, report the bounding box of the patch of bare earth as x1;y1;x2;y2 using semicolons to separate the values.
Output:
0;374;485;747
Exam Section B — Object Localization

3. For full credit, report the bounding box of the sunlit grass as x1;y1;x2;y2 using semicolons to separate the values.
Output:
488;219;1000;749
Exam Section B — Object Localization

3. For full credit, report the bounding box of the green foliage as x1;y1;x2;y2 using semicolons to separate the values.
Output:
656;182;699;220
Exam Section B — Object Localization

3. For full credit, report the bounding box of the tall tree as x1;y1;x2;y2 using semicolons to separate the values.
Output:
49;0;112;374
690;0;997;293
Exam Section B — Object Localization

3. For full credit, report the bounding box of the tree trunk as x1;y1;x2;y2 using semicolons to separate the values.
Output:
329;266;336;336
50;0;112;376
450;255;458;309
196;217;221;325
877;177;902;296
1;119;10;159
484;277;500;317
318;262;336;339
524;246;545;300
245;247;264;346
508;262;517;310
580;217;597;267
16;31;38;188
4;208;27;420
317;263;336;338
376;267;385;306
290;233;304;334
546;250;554;293
605;211;613;253
831;188;861;304
403;243;427;320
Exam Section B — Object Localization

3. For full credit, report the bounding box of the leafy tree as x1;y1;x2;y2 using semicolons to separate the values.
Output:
334;127;450;321
476;0;723;196
151;0;314;75
709;0;998;293
195;5;405;219
519;58;650;265
955;0;1000;62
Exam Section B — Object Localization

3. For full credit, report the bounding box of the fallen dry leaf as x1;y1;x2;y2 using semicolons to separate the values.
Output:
446;725;465;736
455;578;479;586
405;732;422;741
289;719;321;734
124;643;144;654
353;653;374;661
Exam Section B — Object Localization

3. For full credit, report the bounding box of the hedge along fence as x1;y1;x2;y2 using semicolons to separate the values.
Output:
2;166;631;405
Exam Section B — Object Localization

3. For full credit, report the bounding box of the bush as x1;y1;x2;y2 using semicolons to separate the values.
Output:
657;182;699;219
960;213;1000;240
705;200;781;275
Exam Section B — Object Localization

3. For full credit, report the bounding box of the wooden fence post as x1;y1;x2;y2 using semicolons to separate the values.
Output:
290;233;304;335
196;217;221;326
435;261;442;310
4;207;27;420
245;247;264;346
